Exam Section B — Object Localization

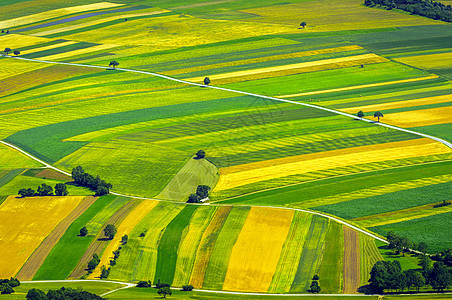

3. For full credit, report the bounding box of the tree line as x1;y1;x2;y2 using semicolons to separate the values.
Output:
71;166;112;196
18;183;68;197
364;0;452;22
0;278;20;295
26;287;104;300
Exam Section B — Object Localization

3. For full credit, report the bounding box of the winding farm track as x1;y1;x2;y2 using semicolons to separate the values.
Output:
1;54;451;295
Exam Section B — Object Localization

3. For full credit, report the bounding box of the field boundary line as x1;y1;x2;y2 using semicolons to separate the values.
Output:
2;54;450;149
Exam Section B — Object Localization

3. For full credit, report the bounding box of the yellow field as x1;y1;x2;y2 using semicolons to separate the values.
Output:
222;207;294;292
395;52;452;69
88;199;159;279
0;196;85;277
340;94;452;114
0;144;42;169
0;34;49;49
241;0;444;31
63;15;297;49
280;75;439;98
32;10;169;37
215;139;451;191
188;54;384;83
164;45;363;76
20;41;76;55
37;44;119;61
0;2;123;29
353;201;452;227
376;106;452;127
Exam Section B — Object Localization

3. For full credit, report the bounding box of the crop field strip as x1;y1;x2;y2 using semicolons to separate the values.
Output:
343;226;360;294
0;195;85;278
359;234;383;286
69;198;140;279
16;196;97;280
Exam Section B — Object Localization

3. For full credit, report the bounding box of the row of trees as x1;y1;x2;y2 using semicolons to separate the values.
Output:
369;259;452;293
357;110;384;122
1;30;10;34
26;287;104;300
364;0;452;22
0;278;20;295
18;183;68;197
71;166;112;196
3;48;20;56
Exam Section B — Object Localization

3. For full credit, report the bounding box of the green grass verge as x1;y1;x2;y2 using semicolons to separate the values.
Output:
314;181;452;219
372;212;452;253
154;205;199;285
202;206;251;290
14;281;123;296
33;195;116;280
375;241;420;271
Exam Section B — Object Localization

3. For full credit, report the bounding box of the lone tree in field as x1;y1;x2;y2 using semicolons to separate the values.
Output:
203;77;211;85
357;110;365;120
4;48;11;55
13;50;20;56
158;286;172;298
109;60;119;69
104;224;117;240
195;149;205;159
300;21;307;28
79;226;88;236
54;183;68;196
374;111;383;122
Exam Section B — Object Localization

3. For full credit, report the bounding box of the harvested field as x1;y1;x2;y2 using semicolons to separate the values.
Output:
35;168;72;181
88;200;159;279
189;206;232;288
378;106;452;127
0;196;85;278
343;226;360;294
68;199;139;279
16;196;97;280
215;139;451;191
359;234;383;286
222;207;294;293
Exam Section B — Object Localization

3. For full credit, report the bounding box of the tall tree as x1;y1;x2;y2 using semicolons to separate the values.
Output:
203;77;211;85
4;47;11;55
54;183;68;196
357;110;365;119
104;224;117;240
374;111;383;122
13;50;20;56
109;61;119;69
157;286;172;298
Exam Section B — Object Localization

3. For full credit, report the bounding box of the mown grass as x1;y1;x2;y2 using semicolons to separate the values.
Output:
375;241;420;271
154;205;199;285
0;144;42;169
318;222;344;294
360;235;384;286
202;206;250;290
411;123;452;142
33;195;115;280
314;181;452;219
372;212;452;253
14;281;123;297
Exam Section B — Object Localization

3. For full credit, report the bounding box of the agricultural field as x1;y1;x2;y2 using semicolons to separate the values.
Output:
0;0;451;296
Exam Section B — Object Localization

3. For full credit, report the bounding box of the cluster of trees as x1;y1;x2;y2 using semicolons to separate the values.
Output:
364;0;452;22
356;110;384;122
194;149;205;159
310;275;321;293
109;243;123;267
1;30;10;34
387;231;421;255
3;47;19;56
136;280;173;298
87;254;100;273
18;183;68;197
369;259;452;293
100;265;110;279
0;278;20;295
104;224;117;240
26;287;104;300
71;166;112;196
187;185;211;203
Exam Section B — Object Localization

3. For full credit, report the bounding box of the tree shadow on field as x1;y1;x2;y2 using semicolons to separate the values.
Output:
97;237;111;242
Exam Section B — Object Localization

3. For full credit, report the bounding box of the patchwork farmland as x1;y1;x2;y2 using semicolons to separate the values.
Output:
0;0;451;298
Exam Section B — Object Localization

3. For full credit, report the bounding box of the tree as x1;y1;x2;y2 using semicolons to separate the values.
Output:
100;265;110;279
203;77;210;85
310;280;321;293
54;183;68;196
136;281;150;287
4;47;11;55
412;271;426;291
13;50;20;56
419;254;432;271
300;21;307;28
87;254;100;271
195;149;205;159
79;226;88;237
104;224;117;240
72;166;85;184
187;193;201;203
182;285;194;291
0;283;13;294
196;185;210;199
26;288;48;300
158;286;172;298
429;261;452;291
312;274;319;280
418;242;428;255
18;188;35;197
357;110;365;119
37;183;53;196
95;185;109;196
374;111;383;122
121;234;128;245
109;61;119;69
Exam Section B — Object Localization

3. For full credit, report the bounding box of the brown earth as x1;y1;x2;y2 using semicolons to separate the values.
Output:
343;226;360;294
68;199;140;279
35;168;72;181
16;196;97;280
